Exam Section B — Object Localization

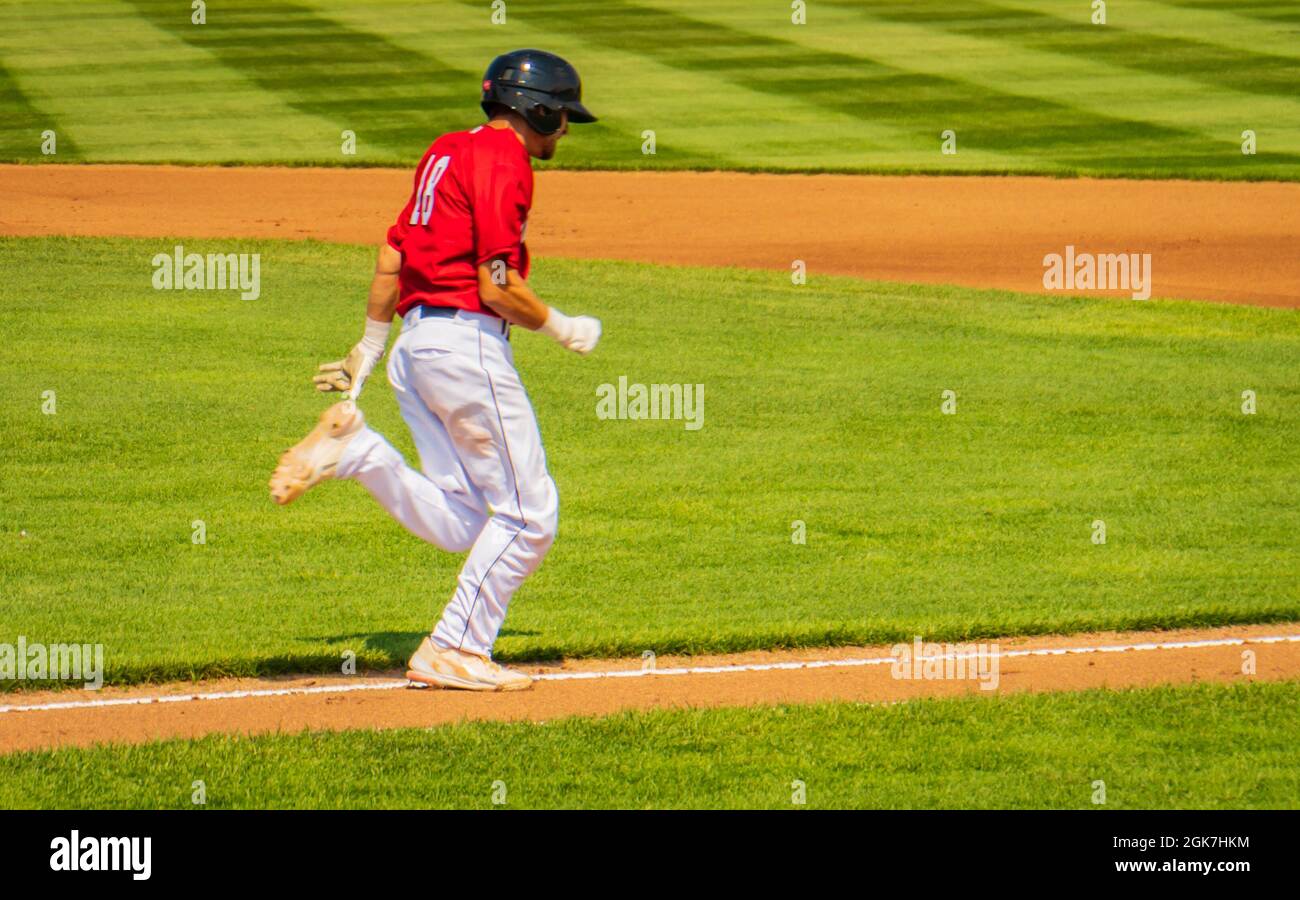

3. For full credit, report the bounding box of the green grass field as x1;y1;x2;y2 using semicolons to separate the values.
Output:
1;0;1298;178
2;235;1297;687
2;681;1295;809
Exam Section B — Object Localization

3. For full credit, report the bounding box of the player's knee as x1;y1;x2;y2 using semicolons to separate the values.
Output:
522;482;559;552
532;508;558;552
443;530;479;554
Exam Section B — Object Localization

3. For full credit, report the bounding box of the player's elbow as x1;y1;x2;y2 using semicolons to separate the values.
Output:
476;260;511;303
377;241;402;275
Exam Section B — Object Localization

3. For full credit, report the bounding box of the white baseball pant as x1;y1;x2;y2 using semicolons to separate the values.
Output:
335;307;558;658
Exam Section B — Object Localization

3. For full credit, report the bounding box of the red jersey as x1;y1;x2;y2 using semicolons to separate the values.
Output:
387;124;533;318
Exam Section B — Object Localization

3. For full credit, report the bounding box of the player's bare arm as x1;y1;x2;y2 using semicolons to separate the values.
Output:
366;242;402;323
312;243;402;400
476;258;601;354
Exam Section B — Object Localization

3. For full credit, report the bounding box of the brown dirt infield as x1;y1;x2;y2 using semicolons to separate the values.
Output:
2;164;1299;306
1;625;1296;755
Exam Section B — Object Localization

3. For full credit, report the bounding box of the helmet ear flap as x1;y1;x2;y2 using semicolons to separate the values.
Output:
526;102;563;136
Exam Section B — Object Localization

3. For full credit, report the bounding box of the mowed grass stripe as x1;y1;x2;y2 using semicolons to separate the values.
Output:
516;0;1188;161
1003;0;1300;60
802;1;1300;144
0;0;338;163
1;682;1296;809
124;0;479;158
867;0;1300;101
2;237;1298;685
801;0;1300;178
656;0;1299;179
309;0;741;171
319;0;918;172
0;0;1295;176
0;59;75;160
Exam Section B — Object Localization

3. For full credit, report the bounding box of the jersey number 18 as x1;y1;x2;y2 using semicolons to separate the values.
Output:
410;155;452;226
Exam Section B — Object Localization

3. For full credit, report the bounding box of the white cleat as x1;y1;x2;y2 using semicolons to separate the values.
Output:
268;400;364;506
406;637;534;692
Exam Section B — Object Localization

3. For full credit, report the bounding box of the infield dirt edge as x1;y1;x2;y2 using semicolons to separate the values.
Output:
2;623;1295;756
4;164;1299;307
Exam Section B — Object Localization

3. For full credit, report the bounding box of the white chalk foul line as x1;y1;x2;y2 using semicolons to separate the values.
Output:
1;633;1296;715
0;679;410;714
539;634;1300;680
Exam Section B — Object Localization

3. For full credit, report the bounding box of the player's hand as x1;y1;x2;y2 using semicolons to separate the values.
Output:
312;317;392;401
564;316;602;355
313;343;380;400
539;308;602;355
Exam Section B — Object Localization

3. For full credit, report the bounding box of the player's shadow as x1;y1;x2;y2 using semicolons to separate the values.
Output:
308;629;542;662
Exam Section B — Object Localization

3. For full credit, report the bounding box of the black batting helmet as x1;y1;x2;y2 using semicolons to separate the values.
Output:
480;49;597;136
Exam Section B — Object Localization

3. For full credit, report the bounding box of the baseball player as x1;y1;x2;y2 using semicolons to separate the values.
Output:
269;49;601;692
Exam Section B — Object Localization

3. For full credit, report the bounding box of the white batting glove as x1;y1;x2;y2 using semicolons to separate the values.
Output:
539;308;602;355
312;317;391;401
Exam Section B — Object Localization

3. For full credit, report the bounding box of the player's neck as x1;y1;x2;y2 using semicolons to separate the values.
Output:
486;118;526;147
